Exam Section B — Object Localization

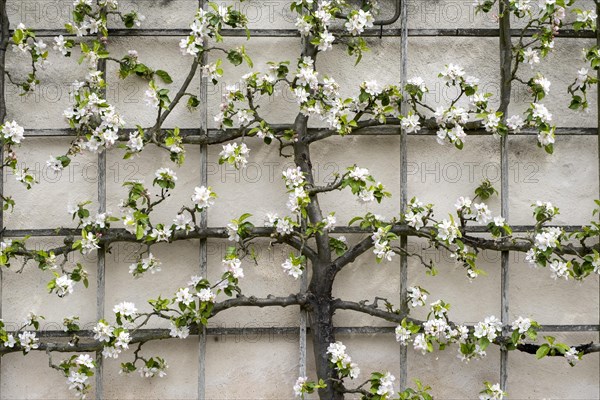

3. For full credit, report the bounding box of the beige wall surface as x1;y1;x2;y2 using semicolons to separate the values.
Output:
0;0;598;399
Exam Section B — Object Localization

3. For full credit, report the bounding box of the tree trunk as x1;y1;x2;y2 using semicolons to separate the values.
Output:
308;289;344;400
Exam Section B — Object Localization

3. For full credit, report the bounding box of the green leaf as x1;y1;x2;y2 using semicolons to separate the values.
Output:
187;96;200;108
536;344;550;359
155;69;173;84
227;50;243;66
12;29;24;44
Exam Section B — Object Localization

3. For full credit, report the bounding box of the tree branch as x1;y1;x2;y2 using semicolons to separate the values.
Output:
333;299;600;357
211;293;307;315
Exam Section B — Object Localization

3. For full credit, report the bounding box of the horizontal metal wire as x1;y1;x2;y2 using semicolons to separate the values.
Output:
9;28;596;39
0;225;587;238
18;324;600;339
21;127;598;140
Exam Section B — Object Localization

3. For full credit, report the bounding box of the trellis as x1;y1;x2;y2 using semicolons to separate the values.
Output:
0;0;598;398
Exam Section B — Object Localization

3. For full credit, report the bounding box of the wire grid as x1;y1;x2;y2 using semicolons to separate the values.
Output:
0;0;598;398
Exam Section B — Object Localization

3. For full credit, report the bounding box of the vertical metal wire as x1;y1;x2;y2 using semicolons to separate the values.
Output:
198;0;208;397
0;0;6;393
398;0;409;390
298;4;309;383
597;0;600;204
95;29;108;400
96;145;106;400
595;0;600;355
299;269;307;378
498;0;512;391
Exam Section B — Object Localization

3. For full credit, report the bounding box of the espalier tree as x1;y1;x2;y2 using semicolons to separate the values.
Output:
0;0;599;399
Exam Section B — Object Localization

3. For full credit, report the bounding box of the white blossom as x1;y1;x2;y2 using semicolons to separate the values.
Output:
493;216;506;227
576;10;597;24
479;383;505;400
549;259;569;280
575;68;589;90
376;372;396;397
534;227;562;251
565;347;580;366
413;333;428;354
523;47;540;66
145;86;159;108
113;301;138;317
55;274;75;297
227;222;240;241
102;346;121;359
407;286;427;307
126;133;144;152
349;166;370;182
473;315;502;341
440;64;465;84
533;76;551;95
276;218;293;235
344;10;374;35
293;376;307;397
358;188;375;203
407;76;427;91
17;331;39;352
175;287;195;306
93;321;114;342
192;186;215;209
115;331;131;349
282;166;305;188
223;257;244;278
474;202;492;224
169;323;190;339
219;142;250;169
173;213;193;231
1;120;25;143
506;115;524;132
46;156;64;172
511;316;531;334
436;219;460;243
363;80;382;96
401;114;421;133
75;354;95;369
282;257;303;279
149;226;172;242
197;288;216;302
323;214;336;230
395;325;411;345
80;232;100;254
53;35;69;55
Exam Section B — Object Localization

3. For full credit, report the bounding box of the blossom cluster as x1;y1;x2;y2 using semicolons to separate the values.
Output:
163;272;238;339
58;354;96;399
264;213;297;236
479;382;506;400
282;253;305;279
407;286;428;308
61;71;126;155
403;197;432;230
341;166;390;204
0;320;40;354
434;64;506;147
370;371;396;399
179;5;247;56
66;0;144;37
0;120;36;194
10;24;48;93
219;142;250;169
282;166;311;215
371;226;397;262
326;341;360;379
129;253;162;278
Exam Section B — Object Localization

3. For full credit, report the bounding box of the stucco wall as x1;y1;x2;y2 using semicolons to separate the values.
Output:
0;0;599;399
